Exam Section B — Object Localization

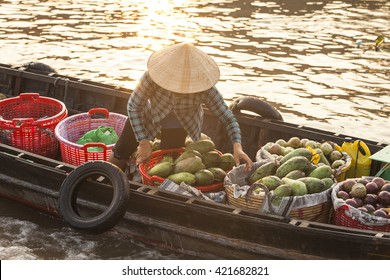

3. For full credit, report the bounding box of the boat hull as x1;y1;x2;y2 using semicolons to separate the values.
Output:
0;62;389;259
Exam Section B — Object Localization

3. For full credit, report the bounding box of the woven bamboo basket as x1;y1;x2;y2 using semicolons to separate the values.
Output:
225;184;266;211
224;160;272;211
289;200;332;223
334;152;352;182
262;186;334;223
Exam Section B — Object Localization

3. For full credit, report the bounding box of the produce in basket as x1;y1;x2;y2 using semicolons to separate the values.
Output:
256;136;351;182
336;177;390;218
331;177;390;231
248;150;335;197
143;138;235;186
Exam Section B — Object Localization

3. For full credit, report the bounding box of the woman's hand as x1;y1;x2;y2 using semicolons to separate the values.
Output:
233;143;253;172
135;140;152;164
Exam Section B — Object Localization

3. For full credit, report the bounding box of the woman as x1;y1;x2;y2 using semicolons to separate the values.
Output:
110;43;252;172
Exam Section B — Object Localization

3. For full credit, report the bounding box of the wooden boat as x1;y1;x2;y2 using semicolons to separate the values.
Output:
0;62;389;260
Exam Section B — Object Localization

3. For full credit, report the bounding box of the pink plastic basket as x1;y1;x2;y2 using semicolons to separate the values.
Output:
0;93;67;158
55;108;127;166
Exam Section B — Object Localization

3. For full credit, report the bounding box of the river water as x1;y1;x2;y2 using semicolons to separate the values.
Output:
0;0;389;260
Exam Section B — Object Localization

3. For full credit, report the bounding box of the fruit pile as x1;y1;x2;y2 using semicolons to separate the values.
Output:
249;156;334;197
259;136;349;173
141;139;235;187
336;177;390;218
248;136;351;197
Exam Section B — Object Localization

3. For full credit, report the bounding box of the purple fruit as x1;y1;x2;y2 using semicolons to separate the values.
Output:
345;198;358;208
373;209;387;218
375;203;384;210
363;193;377;205
365;182;379;194
358;207;368;213
353;197;364;207
372;177;386;188
381;183;390;192
357;178;369;185
377;191;390;207
341;179;356;193
337;190;349;200
363;204;376;213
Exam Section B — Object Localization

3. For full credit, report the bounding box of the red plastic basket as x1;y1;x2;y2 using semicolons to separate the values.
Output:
331;181;390;232
139;148;225;193
54;108;127;166
0;93;67;158
332;206;390;232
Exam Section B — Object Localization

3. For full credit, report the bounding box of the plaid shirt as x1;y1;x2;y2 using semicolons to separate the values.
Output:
128;71;242;144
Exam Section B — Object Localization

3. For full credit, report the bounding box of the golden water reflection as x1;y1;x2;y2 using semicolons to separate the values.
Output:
0;0;389;144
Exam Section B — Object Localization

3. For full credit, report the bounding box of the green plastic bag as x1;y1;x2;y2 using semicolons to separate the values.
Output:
77;126;118;152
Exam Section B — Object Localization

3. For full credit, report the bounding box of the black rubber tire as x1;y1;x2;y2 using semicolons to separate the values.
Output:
58;161;130;233
229;96;283;121
22;62;57;73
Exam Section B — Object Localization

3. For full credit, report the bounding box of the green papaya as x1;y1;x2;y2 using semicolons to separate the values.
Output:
298;177;326;194
256;175;282;191
275;156;311;178
284;170;306;180
248;161;279;184
281;177;308;196
274;184;293;197
280;147;312;164
321;177;334;190
308;165;332;179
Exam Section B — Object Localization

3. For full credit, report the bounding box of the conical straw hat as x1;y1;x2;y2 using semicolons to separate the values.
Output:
147;43;220;94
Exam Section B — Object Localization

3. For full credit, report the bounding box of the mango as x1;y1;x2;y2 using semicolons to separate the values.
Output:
174;156;205;174
147;162;174;178
161;156;174;163
219;153;236;171
168;172;196;185
186;139;215;154
194;169;215;186
201;151;221;168
207;167;227;182
174;150;202;164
